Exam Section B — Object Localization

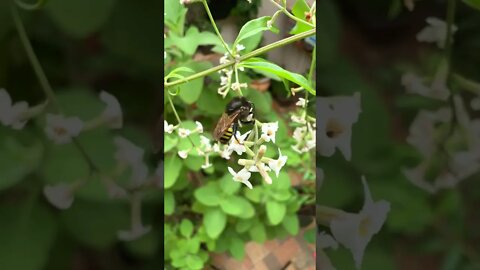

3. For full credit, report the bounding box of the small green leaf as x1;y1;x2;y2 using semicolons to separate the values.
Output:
180;219;194;238
203;208;227;239
186;255;204;270
266;201;286;225
249;221;267;243
282;214;299;235
240;57;315;94
187;237;201;253
220;196;244;216
194;183;222;206
164;191;175;215
229;237;245;260
235;219;253;233
245;187;263;203
220;174;241;195
464;0;480;11
184;156;204;171
303;228;315;244
164;155;182;189
271;171;291;190
289;0;314;35
234;16;278;47
164;134;178;152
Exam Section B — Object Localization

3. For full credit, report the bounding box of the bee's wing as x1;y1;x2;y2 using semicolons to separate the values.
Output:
213;112;239;140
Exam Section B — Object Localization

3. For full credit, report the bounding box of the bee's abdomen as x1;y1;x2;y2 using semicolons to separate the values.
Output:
220;127;233;144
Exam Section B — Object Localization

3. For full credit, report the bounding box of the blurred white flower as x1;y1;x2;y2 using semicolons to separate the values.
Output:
45;114;84;144
0;89;29;129
195;121;204;133
178;149;190;159
236;44;245;52
268;149;288;177
317;93;361;160
177;128;191;138
100;91;123;128
248;164;272;172
330;177;390;269
256;162;272;184
296;98;307;107
319;231;339;249
293;126;307;141
416;17;457;48
228;167;253;189
261;121;279;143
114;136;145;165
103;176;128;199
164;120;175;133
291;114;306;124
231;82;248;91
118;224;151;241
43;183;74;209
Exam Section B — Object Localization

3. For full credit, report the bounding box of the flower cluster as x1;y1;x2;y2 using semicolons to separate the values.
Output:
290;97;316;154
217;44;248;98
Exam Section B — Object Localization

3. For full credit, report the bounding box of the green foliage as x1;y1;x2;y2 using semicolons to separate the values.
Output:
290;0;314;35
463;0;480;11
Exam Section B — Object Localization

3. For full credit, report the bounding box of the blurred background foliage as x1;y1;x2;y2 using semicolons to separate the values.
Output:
317;0;480;269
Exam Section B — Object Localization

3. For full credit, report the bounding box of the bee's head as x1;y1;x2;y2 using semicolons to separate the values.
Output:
226;97;254;116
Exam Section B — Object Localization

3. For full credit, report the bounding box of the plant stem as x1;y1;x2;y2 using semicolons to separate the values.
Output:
267;0;314;28
12;5;99;172
165;29;315;88
308;46;316;82
11;5;59;110
201;0;234;58
168;94;183;124
14;0;47;10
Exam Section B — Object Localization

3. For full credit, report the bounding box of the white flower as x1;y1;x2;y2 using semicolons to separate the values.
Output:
118;224;151;241
319;231;338;249
220;75;229;86
268;149;288;177
220;147;233;159
227;131;251;155
228;167;253;189
330;177;390;269
45;114;84;144
256;162;272;184
293;126;307;141
291;114;306;124
201;156;212;169
100;91;123;128
416;17;458;48
261;122;279;143
178;149;190;159
177;128;191;138
114;136;145;165
0;88;29;129
236;44;245;52
103;177;128;199
195;121;203;133
296;98;307;107
164;120;175;133
316;93;361;160
219;54;229;64
248;164;271;172
43;183;74;209
231;82;248;91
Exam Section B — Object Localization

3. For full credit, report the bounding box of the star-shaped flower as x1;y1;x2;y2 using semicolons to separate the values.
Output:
43;183;75;209
0;88;29;130
268;149;288;177
100;91;123;128
261;122;279;143
227;131;251;155
228;167;253;189
164;120;176;133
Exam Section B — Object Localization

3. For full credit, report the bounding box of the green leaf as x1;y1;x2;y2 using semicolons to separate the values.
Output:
180;219;194;238
178;61;211;104
0;203;57;270
0;136;43;191
464;0;480;11
184;155;204;171
196;87;229;116
203;208;227;239
169;27;223;56
229;237;245;260
45;0;115;38
289;0;314;35
164;191;175;215
220;196;244;216
266;201;286;225
186;237;201;253
282;214;299;235
219;174;241;195
271;171;291;190
249;221;267;243
234;16;278;47
186;255;204;270
303;228;315;244
61;200;129;249
194;183;222;206
235;219;253;233
244;187;263;203
164;134;178;152
41;143;89;185
164;0;187;34
164;154;182;189
124;229;159;258
240;57;315;94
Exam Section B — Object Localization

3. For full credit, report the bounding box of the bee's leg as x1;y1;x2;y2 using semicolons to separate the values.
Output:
232;123;241;144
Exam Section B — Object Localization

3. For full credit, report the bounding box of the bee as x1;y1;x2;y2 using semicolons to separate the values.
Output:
213;97;255;144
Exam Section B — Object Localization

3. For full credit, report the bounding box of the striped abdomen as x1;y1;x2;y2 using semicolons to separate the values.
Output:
220;127;233;144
